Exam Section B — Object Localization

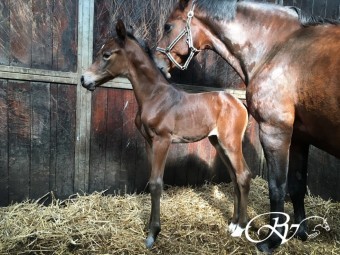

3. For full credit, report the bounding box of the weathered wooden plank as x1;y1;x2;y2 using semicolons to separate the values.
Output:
52;0;78;72
7;80;31;203
0;0;10;65
55;84;76;198
0;80;9;206
197;139;215;184
120;90;138;193
186;143;205;185
93;0;112;57
89;87;107;193
30;82;51;199
9;0;33;67
49;84;58;195
0;66;78;84
120;90;137;193
312;0;328;16
300;0;314;15
325;0;340;19
167;144;190;186
308;147;340;201
74;0;94;194
134;130;149;193
283;0;296;6
32;0;53;69
105;88;124;194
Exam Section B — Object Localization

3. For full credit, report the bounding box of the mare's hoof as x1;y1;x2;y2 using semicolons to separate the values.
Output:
294;228;308;241
145;235;155;249
256;238;281;254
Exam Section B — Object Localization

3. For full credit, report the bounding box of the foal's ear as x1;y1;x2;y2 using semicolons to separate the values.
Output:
116;19;127;43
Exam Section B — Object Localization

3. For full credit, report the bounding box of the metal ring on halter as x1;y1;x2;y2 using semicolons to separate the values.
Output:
156;3;200;71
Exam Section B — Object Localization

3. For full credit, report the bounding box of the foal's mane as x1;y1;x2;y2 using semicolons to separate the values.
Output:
126;32;154;60
289;6;340;26
124;32;167;77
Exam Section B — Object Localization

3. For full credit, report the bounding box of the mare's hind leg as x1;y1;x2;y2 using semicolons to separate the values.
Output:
145;136;171;248
288;135;309;241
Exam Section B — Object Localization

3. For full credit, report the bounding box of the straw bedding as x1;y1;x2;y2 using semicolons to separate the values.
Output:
0;177;339;255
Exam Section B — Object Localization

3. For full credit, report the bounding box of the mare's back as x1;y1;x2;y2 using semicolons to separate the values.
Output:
274;24;340;91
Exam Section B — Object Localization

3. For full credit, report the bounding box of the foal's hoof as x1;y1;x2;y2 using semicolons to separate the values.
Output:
228;222;238;233
231;225;245;237
145;235;155;249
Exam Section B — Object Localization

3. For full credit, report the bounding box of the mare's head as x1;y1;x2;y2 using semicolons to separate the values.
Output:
155;0;237;78
81;20;135;91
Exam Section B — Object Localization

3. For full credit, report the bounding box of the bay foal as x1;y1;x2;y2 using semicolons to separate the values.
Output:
81;20;251;248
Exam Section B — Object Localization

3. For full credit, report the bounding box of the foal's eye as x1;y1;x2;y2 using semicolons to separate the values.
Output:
102;52;112;60
164;24;173;34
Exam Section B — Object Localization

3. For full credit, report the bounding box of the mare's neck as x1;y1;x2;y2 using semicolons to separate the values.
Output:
125;41;169;106
198;2;301;84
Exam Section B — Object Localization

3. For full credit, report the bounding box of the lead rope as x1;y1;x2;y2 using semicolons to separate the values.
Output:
156;3;200;70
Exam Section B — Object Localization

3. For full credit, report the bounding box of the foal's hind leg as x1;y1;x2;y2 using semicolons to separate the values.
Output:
145;136;171;248
210;132;251;237
219;136;251;236
209;136;240;231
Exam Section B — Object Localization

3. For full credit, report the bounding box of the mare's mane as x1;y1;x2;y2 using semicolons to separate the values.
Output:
195;0;237;21
289;6;340;26
194;0;339;26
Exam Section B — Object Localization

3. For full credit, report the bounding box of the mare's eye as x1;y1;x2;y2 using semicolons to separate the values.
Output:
164;24;173;34
102;52;111;60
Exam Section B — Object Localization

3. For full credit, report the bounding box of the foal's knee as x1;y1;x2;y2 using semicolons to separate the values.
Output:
149;178;163;195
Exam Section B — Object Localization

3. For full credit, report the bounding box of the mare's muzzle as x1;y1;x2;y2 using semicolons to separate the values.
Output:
156;4;200;72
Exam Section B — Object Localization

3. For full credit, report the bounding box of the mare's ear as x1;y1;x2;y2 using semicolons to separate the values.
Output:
179;0;190;9
126;24;134;35
116;19;127;44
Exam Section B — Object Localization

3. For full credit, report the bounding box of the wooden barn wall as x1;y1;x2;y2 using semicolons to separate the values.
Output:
0;0;339;205
0;79;77;206
0;0;78;72
91;0;340;201
0;0;79;206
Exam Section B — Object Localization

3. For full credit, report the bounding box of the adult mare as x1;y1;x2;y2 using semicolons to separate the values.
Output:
155;0;340;253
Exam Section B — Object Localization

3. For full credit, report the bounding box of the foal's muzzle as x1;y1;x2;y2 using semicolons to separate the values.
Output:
80;75;96;91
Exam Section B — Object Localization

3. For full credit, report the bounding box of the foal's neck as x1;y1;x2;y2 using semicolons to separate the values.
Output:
126;41;169;106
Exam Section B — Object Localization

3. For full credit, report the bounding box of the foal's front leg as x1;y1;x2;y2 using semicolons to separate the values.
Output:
145;136;171;249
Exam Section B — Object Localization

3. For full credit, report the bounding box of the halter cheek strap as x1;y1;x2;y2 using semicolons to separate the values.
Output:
156;4;200;70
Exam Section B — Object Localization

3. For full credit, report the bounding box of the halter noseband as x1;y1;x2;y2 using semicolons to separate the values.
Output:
156;4;200;70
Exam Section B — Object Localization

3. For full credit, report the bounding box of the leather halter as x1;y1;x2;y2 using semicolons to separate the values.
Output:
156;4;200;70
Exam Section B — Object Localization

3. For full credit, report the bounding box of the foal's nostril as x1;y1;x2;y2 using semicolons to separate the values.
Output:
80;75;84;85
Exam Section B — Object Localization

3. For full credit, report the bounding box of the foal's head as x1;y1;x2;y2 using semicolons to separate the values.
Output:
81;20;132;91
